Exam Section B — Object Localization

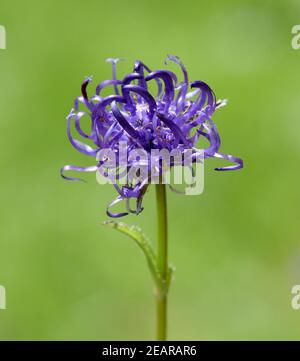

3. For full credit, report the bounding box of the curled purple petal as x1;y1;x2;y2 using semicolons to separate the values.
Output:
111;101;140;139
214;153;243;171
166;54;188;84
156;112;189;146
134;60;148;89
81;76;94;111
60;165;98;181
96;79;123;96
122;84;157;119
191;80;216;110
146;70;176;109
73;111;92;139
92;94;125;119
106;196;128;218
166;55;188;112
67;115;98;156
123;72;143;86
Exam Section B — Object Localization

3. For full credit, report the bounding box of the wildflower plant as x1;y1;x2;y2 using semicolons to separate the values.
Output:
61;55;243;340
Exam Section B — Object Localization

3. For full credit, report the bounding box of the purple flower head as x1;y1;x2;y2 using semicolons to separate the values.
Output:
61;56;243;217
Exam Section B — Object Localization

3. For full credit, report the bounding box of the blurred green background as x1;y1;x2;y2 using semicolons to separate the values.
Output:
1;0;300;340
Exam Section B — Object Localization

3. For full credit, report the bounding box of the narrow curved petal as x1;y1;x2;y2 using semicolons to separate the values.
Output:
92;94;125;119
111;101;140;139
146;70;176;108
96;79;123;96
74;111;92;139
60;165;98;181
123;72;143;86
122;84;157;119
166;54;188;84
106;196;128;218
156;112;189;146
81;76;94;111
134;61;148;89
67;116;98;156
106;58;124;94
191;80;216;109
214;153;243;171
166;55;188;112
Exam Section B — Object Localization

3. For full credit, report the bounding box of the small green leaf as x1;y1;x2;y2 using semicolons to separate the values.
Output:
103;221;160;286
103;221;173;291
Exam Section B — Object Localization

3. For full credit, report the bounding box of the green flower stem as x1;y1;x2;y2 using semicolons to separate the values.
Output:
155;183;168;341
